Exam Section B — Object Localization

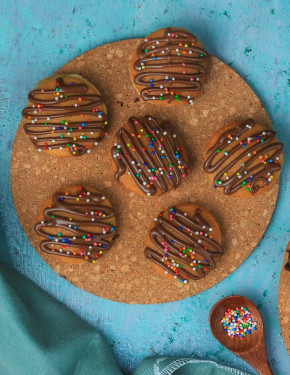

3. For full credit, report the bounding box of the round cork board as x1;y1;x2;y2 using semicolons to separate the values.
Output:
278;242;290;355
11;39;280;304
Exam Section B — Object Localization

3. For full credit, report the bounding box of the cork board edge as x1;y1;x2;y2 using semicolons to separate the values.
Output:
278;244;290;355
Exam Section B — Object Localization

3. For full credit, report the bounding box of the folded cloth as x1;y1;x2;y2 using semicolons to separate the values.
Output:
133;357;250;375
0;262;249;375
0;262;123;375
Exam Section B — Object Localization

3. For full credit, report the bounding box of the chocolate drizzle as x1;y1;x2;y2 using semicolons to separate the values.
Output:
145;206;223;283
35;187;116;262
133;27;207;104
111;115;189;195
22;77;107;157
203;119;283;195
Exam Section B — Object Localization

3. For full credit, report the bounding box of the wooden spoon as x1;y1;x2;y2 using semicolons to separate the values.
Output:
209;295;273;375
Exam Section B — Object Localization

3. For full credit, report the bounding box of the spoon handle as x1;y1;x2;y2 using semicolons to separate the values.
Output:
253;361;273;375
238;342;273;375
240;356;273;375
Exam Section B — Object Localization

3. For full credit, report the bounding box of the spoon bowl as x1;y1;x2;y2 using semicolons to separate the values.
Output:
209;295;273;375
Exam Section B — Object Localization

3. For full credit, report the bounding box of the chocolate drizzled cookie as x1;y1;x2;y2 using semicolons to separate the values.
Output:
204;119;283;197
35;186;117;263
111;115;189;196
145;204;223;283
130;27;208;106
22;74;108;157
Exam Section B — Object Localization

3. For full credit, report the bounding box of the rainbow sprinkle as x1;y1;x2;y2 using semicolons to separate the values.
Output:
219;307;257;338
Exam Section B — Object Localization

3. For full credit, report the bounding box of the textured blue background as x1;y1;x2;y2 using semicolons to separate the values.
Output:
0;1;289;374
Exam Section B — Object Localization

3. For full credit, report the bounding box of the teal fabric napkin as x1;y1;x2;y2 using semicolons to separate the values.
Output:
0;262;123;375
0;262;249;375
133;357;249;374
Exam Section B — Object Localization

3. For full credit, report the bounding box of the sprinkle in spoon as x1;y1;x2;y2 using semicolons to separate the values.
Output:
209;295;273;375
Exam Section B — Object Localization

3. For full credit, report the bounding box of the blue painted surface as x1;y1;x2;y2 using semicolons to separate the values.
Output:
0;1;289;374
